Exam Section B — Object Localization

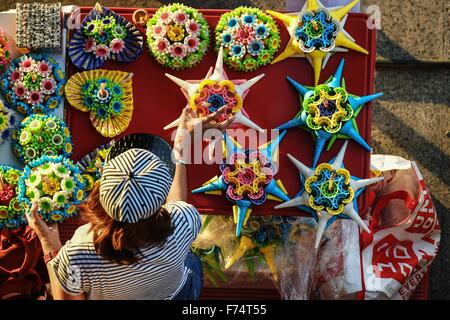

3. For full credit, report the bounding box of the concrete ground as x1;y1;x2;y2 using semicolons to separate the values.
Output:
1;0;448;299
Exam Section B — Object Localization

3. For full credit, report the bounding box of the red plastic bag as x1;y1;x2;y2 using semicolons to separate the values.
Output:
0;226;48;299
314;159;440;300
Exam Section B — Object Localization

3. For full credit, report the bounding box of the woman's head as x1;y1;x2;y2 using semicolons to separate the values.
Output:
79;183;173;265
80;148;174;265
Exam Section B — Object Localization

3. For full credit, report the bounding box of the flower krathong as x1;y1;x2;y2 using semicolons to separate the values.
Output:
65;70;134;138
215;7;280;72
192;133;290;237
18;155;85;223
0;28;12;74
0;99;18;144
267;0;368;85
12;114;73;164
295;9;339;53
69;3;143;70
190;79;243;122
0;54;65;115
303;84;353;134
277;59;383;167
0;164;26;230
147;3;210;70
275;141;383;248
164;47;264;134
304;163;353;215
221;151;273;205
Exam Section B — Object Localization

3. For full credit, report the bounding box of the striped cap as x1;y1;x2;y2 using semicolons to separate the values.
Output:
99;148;173;223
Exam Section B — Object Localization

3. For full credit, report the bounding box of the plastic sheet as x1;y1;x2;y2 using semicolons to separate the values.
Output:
275;216;318;299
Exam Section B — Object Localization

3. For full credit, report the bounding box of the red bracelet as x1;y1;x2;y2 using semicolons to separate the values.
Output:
43;250;60;264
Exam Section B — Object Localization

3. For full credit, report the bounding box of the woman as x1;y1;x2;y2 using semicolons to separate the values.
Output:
26;107;234;300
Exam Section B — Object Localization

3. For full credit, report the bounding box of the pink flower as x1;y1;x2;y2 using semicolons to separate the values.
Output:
174;10;187;24
184;35;199;52
36;61;52;77
152;24;166;38
84;37;96;53
27;91;43;105
169;43;187;59
40;78;56;94
155;38;170;53
110;39;125;54
19;57;35;72
10;70;23;83
14;83;26;98
159;11;173;24
185;19;200;35
95;45;110;60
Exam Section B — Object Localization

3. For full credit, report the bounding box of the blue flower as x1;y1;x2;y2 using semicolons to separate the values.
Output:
221;33;233;47
112;84;123;96
111;100;123;115
97;106;108;118
254;24;269;40
227;18;238;28
230;44;245;58
242;15;256;26
247;40;264;56
84;96;95;108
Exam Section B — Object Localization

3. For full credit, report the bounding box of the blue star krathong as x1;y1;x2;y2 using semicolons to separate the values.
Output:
275;141;383;248
278;58;383;167
192;132;290;237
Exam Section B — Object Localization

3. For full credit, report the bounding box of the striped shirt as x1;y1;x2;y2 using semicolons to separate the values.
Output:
48;201;201;300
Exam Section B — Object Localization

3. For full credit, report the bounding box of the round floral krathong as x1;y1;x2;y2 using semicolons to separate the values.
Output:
304;163;354;215
12;114;73;164
0;28;12;74
0;165;26;229
215;7;281;71
190;79;243;123
295;8;339;53
303;84;353;134
221;150;274;205
18;155;85;223
81;77;125;120
147;3;210;69
0;54;65;115
83;14;128;60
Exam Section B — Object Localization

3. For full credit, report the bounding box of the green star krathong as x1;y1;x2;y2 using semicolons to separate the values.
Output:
275;141;383;248
277;58;383;167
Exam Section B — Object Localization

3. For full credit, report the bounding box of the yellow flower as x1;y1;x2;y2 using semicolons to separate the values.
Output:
167;24;185;42
65;143;73;154
51;213;62;221
67;205;76;215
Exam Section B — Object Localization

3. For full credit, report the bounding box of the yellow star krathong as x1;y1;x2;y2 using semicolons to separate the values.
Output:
267;0;368;85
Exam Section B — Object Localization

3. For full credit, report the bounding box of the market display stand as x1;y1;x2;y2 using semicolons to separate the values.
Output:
60;7;427;299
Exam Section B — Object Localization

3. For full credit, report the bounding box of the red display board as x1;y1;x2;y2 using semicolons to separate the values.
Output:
62;7;429;301
66;7;376;218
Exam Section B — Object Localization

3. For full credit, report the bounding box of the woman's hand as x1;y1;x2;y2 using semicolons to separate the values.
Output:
26;203;62;254
173;107;235;161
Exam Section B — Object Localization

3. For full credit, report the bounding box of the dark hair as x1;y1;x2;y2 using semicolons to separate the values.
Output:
78;183;173;265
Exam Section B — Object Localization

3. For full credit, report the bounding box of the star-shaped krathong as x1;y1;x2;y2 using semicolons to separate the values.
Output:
164;46;264;132
275;141;383;248
192;132;290;237
267;0;368;85
278;58;383;167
